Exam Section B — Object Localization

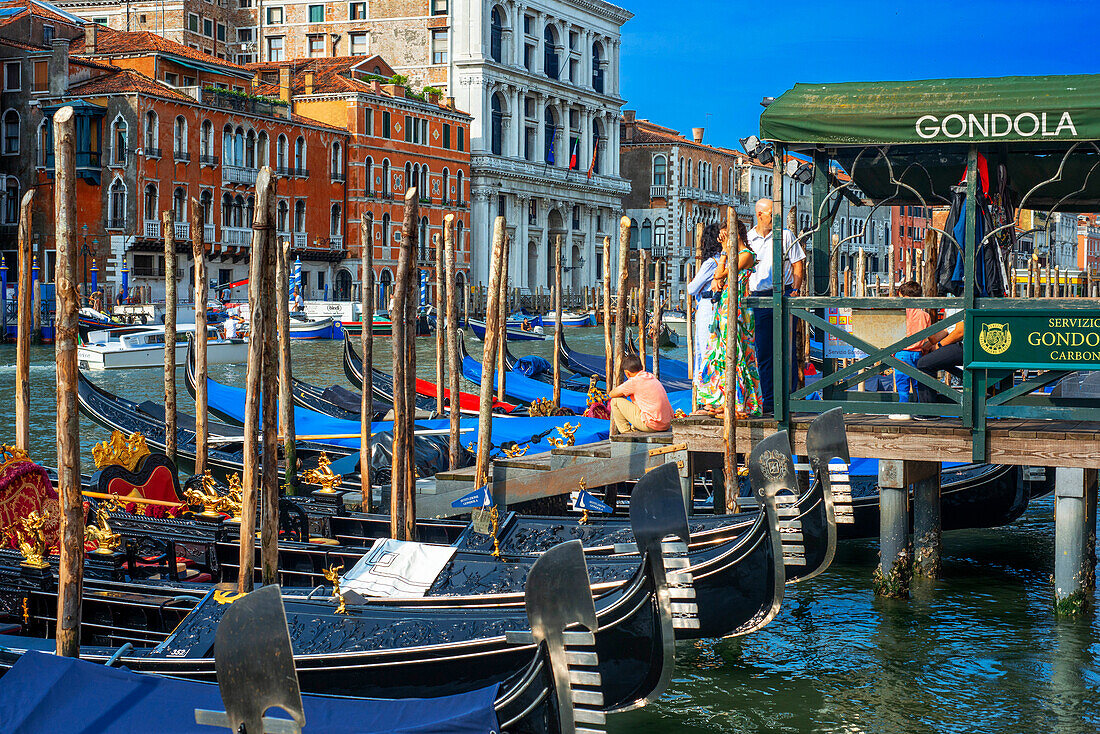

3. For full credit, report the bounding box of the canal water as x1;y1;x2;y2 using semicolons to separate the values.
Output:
0;327;1097;733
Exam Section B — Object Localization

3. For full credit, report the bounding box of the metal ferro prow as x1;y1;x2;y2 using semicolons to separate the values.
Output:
806;407;854;526
195;585;306;734
748;430;797;616
506;540;604;734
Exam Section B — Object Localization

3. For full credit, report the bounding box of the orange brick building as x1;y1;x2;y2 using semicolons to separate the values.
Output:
250;55;472;296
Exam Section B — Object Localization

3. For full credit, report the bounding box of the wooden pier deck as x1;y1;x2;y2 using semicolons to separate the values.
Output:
672;414;1100;469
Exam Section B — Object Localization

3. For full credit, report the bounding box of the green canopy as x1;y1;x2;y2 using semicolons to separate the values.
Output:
760;74;1100;147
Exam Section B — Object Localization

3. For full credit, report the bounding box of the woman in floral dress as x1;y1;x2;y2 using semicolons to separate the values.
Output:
696;218;763;418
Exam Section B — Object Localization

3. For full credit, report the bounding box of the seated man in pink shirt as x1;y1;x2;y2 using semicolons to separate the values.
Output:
607;354;673;434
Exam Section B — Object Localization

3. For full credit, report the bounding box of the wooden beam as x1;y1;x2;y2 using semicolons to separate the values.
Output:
601;235;612;388
259;171;280;587
434;232;445;415
553;233;563;408
162;211;178;468
53;107;83;658
724;206;739;513
613;217;630;389
390;189;416;541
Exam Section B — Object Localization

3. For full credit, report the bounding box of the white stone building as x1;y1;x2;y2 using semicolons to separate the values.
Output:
450;0;632;291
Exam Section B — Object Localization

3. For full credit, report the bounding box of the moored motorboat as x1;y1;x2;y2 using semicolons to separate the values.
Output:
465;317;547;341
78;326;246;370
287;314;335;339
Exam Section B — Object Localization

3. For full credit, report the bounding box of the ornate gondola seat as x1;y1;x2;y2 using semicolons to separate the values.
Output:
0;445;61;553
89;432;183;517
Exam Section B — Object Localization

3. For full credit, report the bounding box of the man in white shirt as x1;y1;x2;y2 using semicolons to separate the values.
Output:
747;198;805;413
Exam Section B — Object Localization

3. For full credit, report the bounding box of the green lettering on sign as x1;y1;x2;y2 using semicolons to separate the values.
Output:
965;310;1100;369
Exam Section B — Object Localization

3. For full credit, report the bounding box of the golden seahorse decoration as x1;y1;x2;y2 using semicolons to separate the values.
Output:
322;564;348;614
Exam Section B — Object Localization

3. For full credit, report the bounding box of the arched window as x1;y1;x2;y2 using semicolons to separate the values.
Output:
456;170;464;203
641;219;652;249
404;162;413;192
37;119;50;167
364;156;374;195
653;217;666;252
420;164;429;198
172;187;186;221
728;167;734;194
3;177;18;224
698;161;705;190
233;194;245;227
293;136;305;171
419;216;428;258
233;126;244;167
245;129;256;168
200;190;212;227
543;24;558;79
200;120;213;158
490;93;504;156
108;178;126;227
543;105;556;163
330;203;342;235
330;141;342;175
630;218;639;247
257;131;269;166
590;119;602;175
717;166;722;194
489;6;503;63
591;42;604;93
294;200;306;232
143;183;158;221
144;110;158;153
381;159;391;196
222;125;233;163
277;200;289;232
2;109;19;155
381;213;390;246
456;220;464;252
112;116;128;165
221;192;233;227
173;116;186;158
244;195;254;226
442;168;449;203
652;155;666;186
276;134;288;169
685;159;692;187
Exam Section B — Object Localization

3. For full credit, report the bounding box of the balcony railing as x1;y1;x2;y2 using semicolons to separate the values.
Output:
222;227;251;246
145;147;162;159
199;154;219;166
223;165;258;185
107;218;126;230
275;165;293;177
329;236;343;249
179;86;289;118
650;184;668;198
331;172;346;183
145;221;190;240
294;167;309;178
294;233;307;248
174;150;191;163
144;220;160;238
132;266;165;277
174;222;190;240
204;224;216;242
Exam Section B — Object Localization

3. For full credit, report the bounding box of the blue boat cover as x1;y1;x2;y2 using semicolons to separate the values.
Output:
206;376;610;452
0;651;500;734
462;356;693;415
514;355;552;376
563;343;689;383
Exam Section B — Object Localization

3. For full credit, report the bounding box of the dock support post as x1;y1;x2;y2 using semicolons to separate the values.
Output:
911;462;942;578
875;460;911;598
1054;467;1098;616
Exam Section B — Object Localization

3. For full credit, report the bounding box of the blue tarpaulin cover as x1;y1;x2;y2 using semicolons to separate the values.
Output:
0;651;501;734
514;355;552;376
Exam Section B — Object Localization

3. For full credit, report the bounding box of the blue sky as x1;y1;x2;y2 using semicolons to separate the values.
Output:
619;0;1100;150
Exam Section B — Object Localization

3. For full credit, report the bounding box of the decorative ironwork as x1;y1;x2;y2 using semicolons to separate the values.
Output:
321;564;348;614
91;430;150;472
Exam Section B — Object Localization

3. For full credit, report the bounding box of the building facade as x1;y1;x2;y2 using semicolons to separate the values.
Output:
449;0;631;292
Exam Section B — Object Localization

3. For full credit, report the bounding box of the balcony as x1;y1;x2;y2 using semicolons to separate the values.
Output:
144;220;160;238
199;154;219;167
222;227;251;246
275;165;293;177
179;86;289;119
107;218;126;231
132;266;165;277
650;185;668;199
331;172;346;183
223;165;258;186
144;147;162;159
174;150;191;163
329;236;343;249
204;224;216;243
174;222;190;240
294;167;309;178
294;233;307;247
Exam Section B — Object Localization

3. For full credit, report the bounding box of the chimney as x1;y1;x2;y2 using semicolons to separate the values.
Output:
444;96;455;109
278;66;291;104
370;79;381;94
381;83;405;98
303;71;314;95
83;21;97;54
623;110;636;122
692;127;704;144
48;38;70;95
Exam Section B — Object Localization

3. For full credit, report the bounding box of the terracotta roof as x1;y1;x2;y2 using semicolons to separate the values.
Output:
72;25;249;74
0;0;83;28
624;118;740;156
0;35;45;51
66;67;195;102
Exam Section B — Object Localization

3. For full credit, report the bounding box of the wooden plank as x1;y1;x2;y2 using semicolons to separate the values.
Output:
551;441;612;458
490;451;659;504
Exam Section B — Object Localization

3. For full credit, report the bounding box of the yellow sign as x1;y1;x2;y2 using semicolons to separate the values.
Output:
978;323;1012;355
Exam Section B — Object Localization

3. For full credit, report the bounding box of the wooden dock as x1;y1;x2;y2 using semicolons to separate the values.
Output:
672;414;1100;469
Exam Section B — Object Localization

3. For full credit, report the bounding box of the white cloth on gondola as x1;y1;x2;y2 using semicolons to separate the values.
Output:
340;538;457;598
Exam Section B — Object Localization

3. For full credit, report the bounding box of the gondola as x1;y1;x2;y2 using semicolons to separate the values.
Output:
343;334;520;416
559;331;691;389
290;376;394;423
465;317;548;342
0;542;646;734
0;468;692;714
501;342;593;391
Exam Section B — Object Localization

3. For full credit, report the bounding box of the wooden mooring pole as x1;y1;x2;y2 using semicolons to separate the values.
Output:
1053;467;1098;615
724;206;740;513
444;215;461;469
260;178;279;586
403;205;417;542
14;190;33;451
637;249;648;370
434;233;445;415
391;189;417;541
53;107;83;657
277;237;296;494
360;220;374;506
651;258;661;380
496;234;509;405
474;216;506;490
553;233;563;408
601;236;612;389
238;167;272;593
162;211;178;469
190;200;208;477
612;217;630;397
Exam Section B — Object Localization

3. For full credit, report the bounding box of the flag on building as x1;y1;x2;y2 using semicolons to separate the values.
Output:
547;128;558;165
587;134;600;179
569;138;580;169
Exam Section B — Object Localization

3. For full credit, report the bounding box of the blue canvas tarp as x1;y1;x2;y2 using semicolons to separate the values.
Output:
0;650;500;734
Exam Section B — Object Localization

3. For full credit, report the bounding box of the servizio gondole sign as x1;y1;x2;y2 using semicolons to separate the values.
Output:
965;310;1100;370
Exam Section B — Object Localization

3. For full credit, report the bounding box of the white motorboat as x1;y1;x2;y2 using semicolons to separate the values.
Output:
78;326;247;370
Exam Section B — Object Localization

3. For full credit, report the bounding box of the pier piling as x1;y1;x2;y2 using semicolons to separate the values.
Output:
724;205;740;513
259;171;279;586
553;233;563;408
434;233;445;415
496;234;509;405
162;211;178;470
1054;467;1098;616
14;190;33;451
474;216;506;498
360;220;374;504
602;236;612;387
613;217;630;395
876;460;912;598
911;462;942;578
444;215;460;469
191;201;208;477
276;237;296;493
390;188;417;541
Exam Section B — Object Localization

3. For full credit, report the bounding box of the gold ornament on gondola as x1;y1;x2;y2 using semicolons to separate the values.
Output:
0;444;28;472
303;453;342;493
548;422;580;449
86;506;121;554
91;431;150;472
586;378;606;408
322;564;348;614
17;512;50;569
502;444;528;458
528;398;556;417
577;478;590;525
184;471;234;518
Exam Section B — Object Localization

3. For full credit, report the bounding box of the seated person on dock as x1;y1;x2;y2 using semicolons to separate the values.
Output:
889;281;940;421
607;354;672;434
914;304;962;416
